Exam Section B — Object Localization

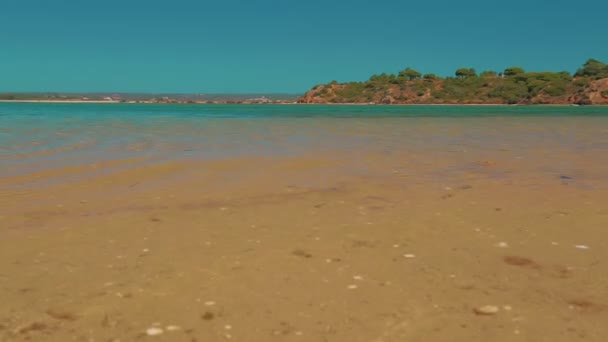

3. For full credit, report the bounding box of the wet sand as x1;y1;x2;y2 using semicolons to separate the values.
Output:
1;116;608;341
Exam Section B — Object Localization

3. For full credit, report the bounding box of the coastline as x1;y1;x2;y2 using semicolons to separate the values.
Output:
0;99;600;106
0;100;123;104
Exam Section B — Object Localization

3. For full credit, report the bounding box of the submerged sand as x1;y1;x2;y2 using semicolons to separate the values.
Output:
1;117;608;341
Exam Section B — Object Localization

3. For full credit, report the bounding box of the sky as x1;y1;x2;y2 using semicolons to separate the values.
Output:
1;0;607;94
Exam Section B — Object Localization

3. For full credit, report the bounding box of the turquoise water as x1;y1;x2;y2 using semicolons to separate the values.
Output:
2;103;608;179
2;103;608;120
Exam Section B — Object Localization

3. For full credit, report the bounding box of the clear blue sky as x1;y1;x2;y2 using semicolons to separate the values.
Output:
1;0;607;94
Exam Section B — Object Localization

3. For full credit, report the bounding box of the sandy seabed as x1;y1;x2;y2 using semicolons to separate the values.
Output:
1;117;608;341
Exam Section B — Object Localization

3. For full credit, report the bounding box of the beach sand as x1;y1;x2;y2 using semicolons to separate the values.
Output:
1;149;608;341
1;114;608;341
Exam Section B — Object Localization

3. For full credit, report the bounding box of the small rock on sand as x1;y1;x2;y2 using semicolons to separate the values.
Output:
473;305;500;316
146;327;164;336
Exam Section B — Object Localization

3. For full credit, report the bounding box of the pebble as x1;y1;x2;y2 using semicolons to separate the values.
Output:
495;242;509;248
224;325;232;330
347;284;358;290
403;254;416;259
204;301;216;306
473;305;500;315
574;245;590;250
166;325;181;331
353;275;364;281
146;327;164;336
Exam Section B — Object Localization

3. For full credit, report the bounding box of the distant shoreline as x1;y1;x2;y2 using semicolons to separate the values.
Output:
0;100;600;106
0;99;298;105
0;100;123;104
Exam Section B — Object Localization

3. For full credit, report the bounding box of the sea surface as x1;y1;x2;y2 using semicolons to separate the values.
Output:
2;103;608;177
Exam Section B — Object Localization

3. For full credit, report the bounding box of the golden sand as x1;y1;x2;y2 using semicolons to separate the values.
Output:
1;140;607;341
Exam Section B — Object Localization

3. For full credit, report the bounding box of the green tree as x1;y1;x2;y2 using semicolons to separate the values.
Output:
487;81;529;104
368;73;390;85
399;68;421;80
423;73;438;80
388;74;400;84
504;67;525;77
480;71;497;78
574;59;608;79
544;85;566;97
455;68;477;78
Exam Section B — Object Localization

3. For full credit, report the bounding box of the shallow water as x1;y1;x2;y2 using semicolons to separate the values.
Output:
2;103;608;178
1;103;608;341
